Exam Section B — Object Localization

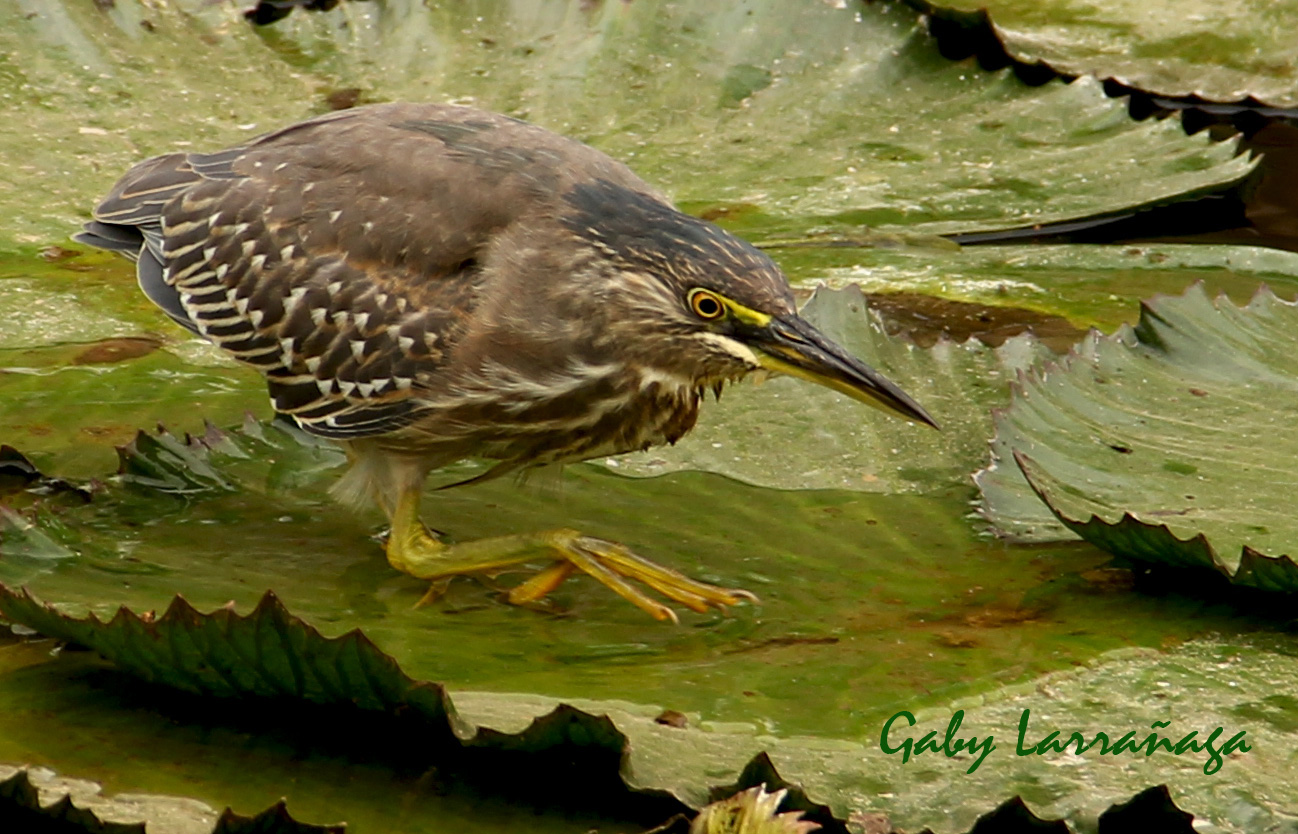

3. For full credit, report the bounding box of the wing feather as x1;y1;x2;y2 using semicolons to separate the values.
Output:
75;102;662;439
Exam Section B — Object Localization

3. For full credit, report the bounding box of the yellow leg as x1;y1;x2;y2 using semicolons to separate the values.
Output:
385;487;756;622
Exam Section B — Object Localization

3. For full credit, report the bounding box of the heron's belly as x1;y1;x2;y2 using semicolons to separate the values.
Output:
393;377;703;467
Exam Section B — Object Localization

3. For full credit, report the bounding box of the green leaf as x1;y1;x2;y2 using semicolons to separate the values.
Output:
609;252;1298;493
2;585;1294;833
0;1;1291;828
1;446;1120;741
904;0;1298;108
0;586;468;732
116;427;236;496
0;634;663;833
115;417;345;498
978;283;1298;590
0;0;1254;247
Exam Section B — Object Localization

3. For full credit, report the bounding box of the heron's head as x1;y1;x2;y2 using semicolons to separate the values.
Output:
561;180;937;428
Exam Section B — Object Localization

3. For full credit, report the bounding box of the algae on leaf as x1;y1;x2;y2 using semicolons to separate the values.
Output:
979;283;1298;590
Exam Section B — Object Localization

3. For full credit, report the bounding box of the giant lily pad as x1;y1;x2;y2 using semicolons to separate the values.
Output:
793;243;1298;333
0;631;654;834
0;402;1127;741
0;265;1289;829
0;0;1292;831
2;586;1295;833
978;283;1298;590
903;0;1298;108
0;336;1284;829
0;0;1254;249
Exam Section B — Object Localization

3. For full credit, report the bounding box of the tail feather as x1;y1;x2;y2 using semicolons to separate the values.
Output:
138;248;200;335
76;153;213;336
73;220;144;258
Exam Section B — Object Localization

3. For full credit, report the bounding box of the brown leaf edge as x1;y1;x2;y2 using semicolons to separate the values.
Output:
959;795;1069;834
1014;450;1298;593
916;786;1196;834
213;799;344;834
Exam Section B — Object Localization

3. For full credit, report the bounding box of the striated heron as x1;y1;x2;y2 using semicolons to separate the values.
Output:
76;103;937;622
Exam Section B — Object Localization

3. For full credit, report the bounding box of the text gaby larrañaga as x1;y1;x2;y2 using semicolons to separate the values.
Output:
880;708;1250;775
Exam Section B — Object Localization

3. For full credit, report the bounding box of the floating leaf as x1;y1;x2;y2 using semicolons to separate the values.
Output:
115;417;344;498
0;0;1254;248
0;586;467;734
116;427;236;496
2;586;1294;833
0;1;1290;829
798;243;1298;334
618;246;1298;494
978;283;1298;590
904;0;1298;108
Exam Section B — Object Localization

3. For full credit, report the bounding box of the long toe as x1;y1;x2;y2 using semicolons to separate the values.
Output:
545;532;757;620
577;536;759;610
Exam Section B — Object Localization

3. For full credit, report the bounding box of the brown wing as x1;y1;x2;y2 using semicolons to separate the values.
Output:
75;103;660;439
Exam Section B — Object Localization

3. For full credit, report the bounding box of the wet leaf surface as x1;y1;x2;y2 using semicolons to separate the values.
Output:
0;406;1127;741
0;287;1292;830
0;0;1255;249
978;284;1298;590
0;0;1294;831
905;0;1298;108
859;292;1085;352
2;587;1295;833
0;635;670;834
1;258;1294;831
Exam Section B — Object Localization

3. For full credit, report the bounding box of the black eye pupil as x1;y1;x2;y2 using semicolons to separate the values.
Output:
696;296;720;317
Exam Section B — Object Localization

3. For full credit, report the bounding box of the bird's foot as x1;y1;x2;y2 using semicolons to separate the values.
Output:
387;525;756;622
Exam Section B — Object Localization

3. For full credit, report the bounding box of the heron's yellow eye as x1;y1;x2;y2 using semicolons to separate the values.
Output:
689;289;725;321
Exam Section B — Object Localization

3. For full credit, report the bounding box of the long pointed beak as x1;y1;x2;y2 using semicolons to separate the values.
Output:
747;315;939;429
